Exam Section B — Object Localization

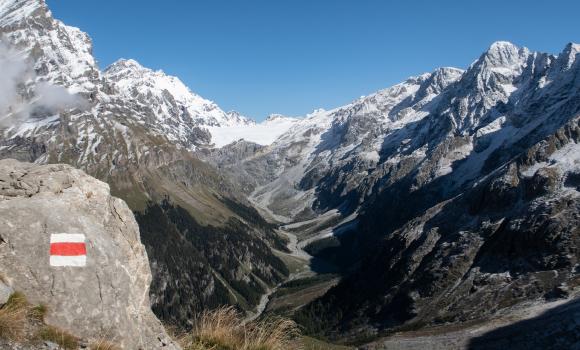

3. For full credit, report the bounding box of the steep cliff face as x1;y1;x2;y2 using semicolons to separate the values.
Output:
0;159;178;349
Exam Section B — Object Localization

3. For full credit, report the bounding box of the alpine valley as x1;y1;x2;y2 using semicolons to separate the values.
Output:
0;0;579;349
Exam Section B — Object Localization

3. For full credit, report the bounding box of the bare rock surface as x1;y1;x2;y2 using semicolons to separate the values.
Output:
0;159;178;349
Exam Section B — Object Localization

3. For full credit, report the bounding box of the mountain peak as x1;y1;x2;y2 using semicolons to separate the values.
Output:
431;67;464;81
488;40;518;51
265;113;289;122
557;42;580;70
226;110;256;125
0;0;48;26
417;66;464;96
105;58;148;74
565;41;580;52
481;41;529;67
226;110;243;118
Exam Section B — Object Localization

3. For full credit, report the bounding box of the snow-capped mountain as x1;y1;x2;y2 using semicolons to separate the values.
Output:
208;40;580;340
0;0;282;156
210;66;465;221
216;40;579;226
290;42;579;339
0;0;289;328
104;58;257;144
0;0;98;93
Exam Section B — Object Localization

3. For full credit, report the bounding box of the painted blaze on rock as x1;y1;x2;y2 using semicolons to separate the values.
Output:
0;159;178;349
49;234;87;267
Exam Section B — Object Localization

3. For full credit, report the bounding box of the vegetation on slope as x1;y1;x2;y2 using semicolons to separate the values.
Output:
178;306;301;350
0;291;123;350
136;200;290;327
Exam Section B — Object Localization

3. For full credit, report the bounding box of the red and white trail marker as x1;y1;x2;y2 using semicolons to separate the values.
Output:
49;233;87;267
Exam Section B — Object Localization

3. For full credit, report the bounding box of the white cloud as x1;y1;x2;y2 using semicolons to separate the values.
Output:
0;39;88;128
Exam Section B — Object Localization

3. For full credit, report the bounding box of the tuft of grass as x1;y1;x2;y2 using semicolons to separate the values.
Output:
38;325;79;350
0;292;28;341
193;306;241;349
29;304;48;322
90;339;121;350
244;317;302;350
180;306;302;350
6;292;28;309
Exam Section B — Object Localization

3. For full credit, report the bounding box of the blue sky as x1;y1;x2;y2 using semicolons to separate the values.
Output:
47;0;579;121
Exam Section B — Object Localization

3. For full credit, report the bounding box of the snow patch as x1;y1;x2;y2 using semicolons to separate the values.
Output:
209;116;300;147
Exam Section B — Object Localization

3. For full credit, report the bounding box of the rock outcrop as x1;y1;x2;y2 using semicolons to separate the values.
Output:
0;159;178;349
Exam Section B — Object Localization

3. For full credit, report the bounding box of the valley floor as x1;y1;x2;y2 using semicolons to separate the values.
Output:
243;227;318;322
241;207;353;349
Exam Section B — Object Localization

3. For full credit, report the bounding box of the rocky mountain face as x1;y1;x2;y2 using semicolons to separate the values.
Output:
297;116;580;339
205;40;580;342
103;58;255;148
0;159;178;349
206;68;465;224
285;43;580;340
0;0;288;328
213;42;577;224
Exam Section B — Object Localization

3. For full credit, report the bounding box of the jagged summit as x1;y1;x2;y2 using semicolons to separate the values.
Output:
488;40;518;50
0;0;97;92
264;113;297;122
104;57;256;131
226;110;256;125
415;67;465;97
556;41;580;70
477;40;530;69
0;0;48;26
434;66;465;74
104;58;147;73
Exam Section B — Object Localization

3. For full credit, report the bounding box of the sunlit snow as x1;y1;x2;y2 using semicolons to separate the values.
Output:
208;116;300;147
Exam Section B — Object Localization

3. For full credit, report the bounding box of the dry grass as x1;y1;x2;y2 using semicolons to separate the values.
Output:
244;317;302;350
0;292;28;341
29;304;48;322
90;339;121;350
38;325;79;350
0;290;83;349
179;306;302;350
5;292;27;309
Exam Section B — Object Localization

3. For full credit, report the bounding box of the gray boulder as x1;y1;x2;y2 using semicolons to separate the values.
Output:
0;159;179;349
0;280;13;305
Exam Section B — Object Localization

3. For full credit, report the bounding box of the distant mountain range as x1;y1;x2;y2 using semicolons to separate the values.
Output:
1;0;578;347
